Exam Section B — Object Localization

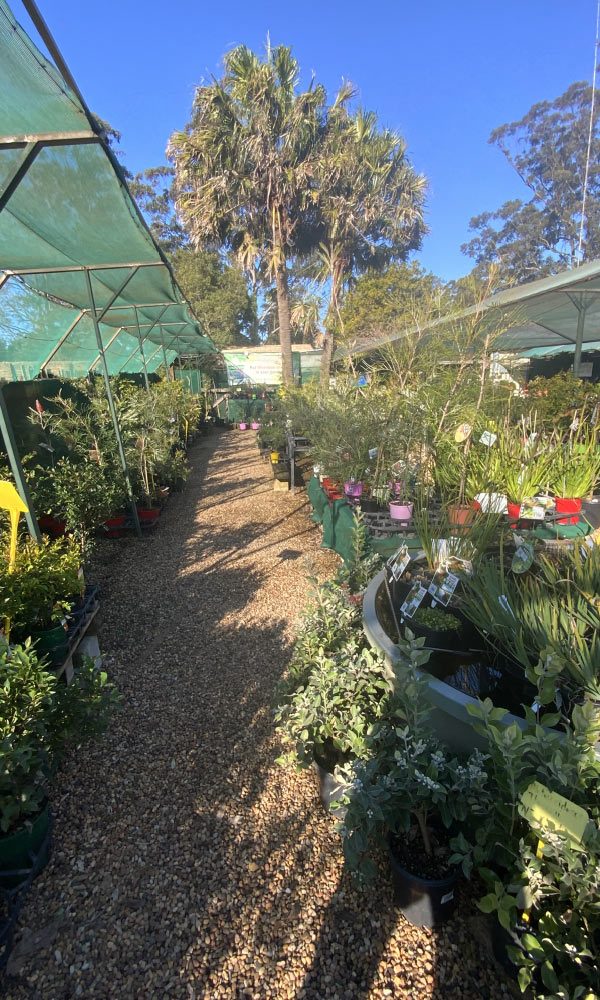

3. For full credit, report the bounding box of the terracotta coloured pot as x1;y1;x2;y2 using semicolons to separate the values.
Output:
554;497;582;525
448;503;475;528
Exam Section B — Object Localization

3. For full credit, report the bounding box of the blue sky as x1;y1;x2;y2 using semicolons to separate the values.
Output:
14;0;596;280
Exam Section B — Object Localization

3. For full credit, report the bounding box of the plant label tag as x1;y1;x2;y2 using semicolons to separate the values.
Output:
479;430;497;447
440;891;454;905
498;594;514;617
389;546;410;581
519;781;591;848
428;570;459;606
400;583;427;619
511;543;534;574
519;499;545;520
368;447;378;460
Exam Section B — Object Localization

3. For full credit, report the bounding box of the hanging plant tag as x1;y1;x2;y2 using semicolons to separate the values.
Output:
478;430;497;447
400;583;427;619
511;543;534;574
428;569;459;606
498;595;515;617
388;545;410;580
454;422;472;443
368;447;378;460
519;781;590;848
519;499;545;520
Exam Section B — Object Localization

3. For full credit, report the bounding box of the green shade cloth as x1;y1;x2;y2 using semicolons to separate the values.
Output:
533;520;591;540
307;475;326;524
0;0;217;379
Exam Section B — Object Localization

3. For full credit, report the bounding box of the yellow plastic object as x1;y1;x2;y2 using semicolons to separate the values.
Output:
0;480;28;572
520;780;590;848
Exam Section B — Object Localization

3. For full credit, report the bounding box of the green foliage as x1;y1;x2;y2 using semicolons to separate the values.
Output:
28;457;127;548
0;535;81;634
449;701;600;1000
0;642;119;835
336;510;383;594
524;372;600;432
171;249;257;348
274;578;390;769
339;262;440;346
459;543;600;707
336;637;489;880
412;606;461;632
462;81;600;283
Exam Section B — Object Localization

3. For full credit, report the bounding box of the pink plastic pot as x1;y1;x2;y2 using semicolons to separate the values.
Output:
389;501;413;522
239;422;248;430
250;421;260;430
344;481;364;498
554;497;581;525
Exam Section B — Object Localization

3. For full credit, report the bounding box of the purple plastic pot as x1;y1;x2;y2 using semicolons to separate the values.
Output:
344;481;364;498
389;501;413;522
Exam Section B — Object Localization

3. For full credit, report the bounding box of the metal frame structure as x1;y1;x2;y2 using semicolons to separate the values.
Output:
0;0;220;539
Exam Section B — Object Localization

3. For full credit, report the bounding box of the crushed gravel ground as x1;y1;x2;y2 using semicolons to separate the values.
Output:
5;429;514;999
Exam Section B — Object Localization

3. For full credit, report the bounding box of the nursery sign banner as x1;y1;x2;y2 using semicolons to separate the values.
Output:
223;350;321;386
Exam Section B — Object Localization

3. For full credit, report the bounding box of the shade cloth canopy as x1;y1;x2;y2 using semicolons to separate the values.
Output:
336;258;600;370
0;0;216;380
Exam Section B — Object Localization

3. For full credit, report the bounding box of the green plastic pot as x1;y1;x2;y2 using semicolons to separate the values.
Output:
0;805;51;888
32;624;69;668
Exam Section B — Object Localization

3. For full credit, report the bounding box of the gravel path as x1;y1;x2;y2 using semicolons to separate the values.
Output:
5;430;510;999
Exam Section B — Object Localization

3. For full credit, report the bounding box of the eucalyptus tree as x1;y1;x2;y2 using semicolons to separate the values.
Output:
315;107;427;383
168;45;333;384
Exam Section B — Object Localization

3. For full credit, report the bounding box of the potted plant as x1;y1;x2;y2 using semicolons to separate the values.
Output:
0;536;82;667
335;635;489;927
0;640;119;888
548;430;600;524
409;605;463;649
274;579;391;809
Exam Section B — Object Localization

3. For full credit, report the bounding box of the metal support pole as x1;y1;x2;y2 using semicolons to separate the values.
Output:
573;301;586;377
84;270;141;538
134;308;150;391
114;306;172;374
0;385;42;542
161;333;172;380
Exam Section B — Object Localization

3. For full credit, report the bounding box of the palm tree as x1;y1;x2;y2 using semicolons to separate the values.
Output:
168;44;330;385
315;107;427;384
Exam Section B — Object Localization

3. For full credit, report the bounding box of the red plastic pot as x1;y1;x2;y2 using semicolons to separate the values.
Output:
103;513;128;538
554;497;581;525
507;501;522;527
38;514;67;537
136;506;161;526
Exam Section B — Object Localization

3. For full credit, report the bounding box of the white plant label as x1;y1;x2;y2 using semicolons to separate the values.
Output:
400;584;427;619
498;594;515;617
388;545;410;581
428;570;459;606
479;430;497;447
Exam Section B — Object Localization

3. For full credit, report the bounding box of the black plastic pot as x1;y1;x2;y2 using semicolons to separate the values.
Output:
582;497;600;529
388;837;458;928
407;615;463;651
359;497;381;513
0;805;51;890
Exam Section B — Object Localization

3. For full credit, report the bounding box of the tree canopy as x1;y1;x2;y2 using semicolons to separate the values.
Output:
339;262;441;347
462;81;600;285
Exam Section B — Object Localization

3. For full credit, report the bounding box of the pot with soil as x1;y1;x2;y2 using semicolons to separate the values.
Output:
37;514;67;538
31;623;69;668
136;505;161;527
239;422;248;431
388;830;458;928
553;497;582;526
407;606;463;650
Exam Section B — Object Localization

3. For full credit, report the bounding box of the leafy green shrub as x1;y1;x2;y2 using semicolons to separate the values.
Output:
0;535;81;635
0;641;119;835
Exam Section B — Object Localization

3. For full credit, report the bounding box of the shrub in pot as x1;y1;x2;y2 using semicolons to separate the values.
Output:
449;693;600;999
548;430;600;524
0;535;82;666
335;633;489;927
0;641;119;885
